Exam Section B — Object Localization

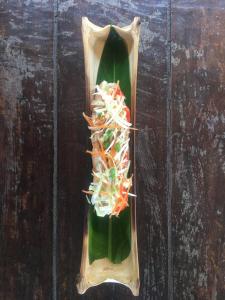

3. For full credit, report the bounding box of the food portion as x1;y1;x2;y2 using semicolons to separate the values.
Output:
83;81;136;217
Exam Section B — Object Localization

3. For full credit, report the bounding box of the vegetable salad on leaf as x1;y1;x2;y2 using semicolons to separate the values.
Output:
83;81;136;217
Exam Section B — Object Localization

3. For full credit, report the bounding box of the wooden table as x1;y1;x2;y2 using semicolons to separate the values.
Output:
0;1;225;299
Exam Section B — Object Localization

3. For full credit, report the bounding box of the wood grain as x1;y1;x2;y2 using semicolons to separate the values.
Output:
0;1;53;299
1;1;225;299
171;6;225;300
57;0;168;299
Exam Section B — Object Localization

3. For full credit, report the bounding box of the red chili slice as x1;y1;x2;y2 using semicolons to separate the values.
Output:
114;85;124;98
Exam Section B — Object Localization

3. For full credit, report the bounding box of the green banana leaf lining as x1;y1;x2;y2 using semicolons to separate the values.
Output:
88;27;132;264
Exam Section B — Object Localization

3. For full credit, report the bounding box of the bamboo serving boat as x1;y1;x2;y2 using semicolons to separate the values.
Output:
77;17;140;296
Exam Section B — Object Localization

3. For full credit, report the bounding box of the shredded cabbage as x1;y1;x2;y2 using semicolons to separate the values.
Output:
84;81;135;217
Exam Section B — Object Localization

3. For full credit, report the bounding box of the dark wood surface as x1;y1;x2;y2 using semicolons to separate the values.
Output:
171;4;225;300
0;1;53;299
0;0;225;299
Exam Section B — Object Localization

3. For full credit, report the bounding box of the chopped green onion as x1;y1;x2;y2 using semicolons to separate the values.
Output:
103;140;110;149
103;129;113;141
109;167;116;181
114;142;121;152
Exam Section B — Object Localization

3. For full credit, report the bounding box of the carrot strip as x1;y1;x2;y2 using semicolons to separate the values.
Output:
82;112;93;126
82;190;93;195
83;81;136;217
89;124;138;130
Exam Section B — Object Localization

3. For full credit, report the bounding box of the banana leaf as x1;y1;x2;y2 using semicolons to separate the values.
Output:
88;26;131;264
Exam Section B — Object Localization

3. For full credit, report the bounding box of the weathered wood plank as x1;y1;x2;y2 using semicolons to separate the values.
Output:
3;2;225;299
171;6;225;300
57;0;168;299
0;1;53;299
172;0;225;8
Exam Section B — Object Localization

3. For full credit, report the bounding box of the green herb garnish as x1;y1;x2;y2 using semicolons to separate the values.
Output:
103;129;113;141
103;140;110;149
114;142;121;152
109;167;116;181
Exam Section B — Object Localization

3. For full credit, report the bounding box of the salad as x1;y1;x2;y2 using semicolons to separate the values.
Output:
83;81;136;217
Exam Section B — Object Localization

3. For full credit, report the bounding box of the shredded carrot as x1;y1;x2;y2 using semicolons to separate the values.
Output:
88;124;138;130
86;150;101;157
82;190;93;195
82;81;136;217
82;112;93;126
